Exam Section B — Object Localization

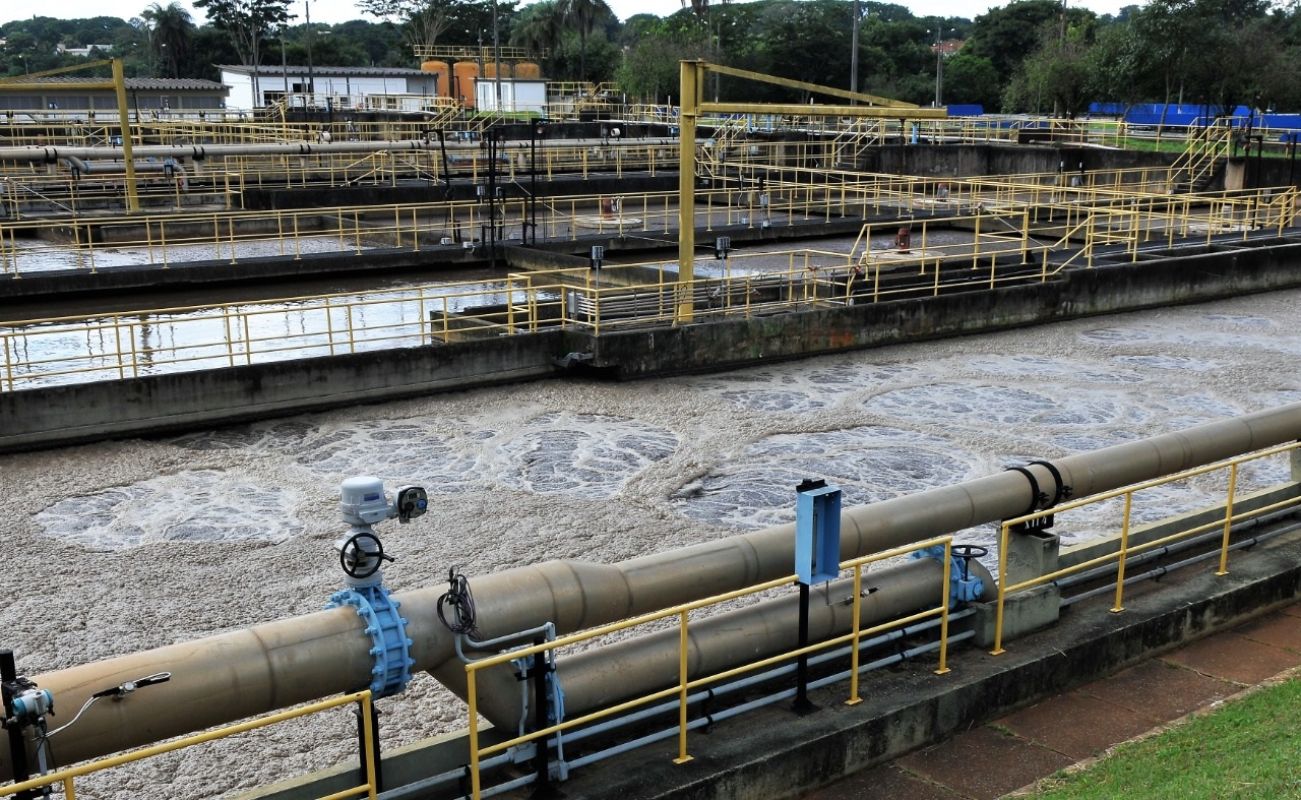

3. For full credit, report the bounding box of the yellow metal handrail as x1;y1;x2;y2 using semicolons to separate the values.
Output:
0;690;378;800
989;441;1301;655
463;535;955;799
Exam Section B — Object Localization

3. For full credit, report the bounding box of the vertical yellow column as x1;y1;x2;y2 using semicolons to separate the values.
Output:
676;61;699;325
112;59;140;213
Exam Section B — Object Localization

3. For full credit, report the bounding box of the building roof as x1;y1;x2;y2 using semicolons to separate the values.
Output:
2;76;228;92
217;65;430;78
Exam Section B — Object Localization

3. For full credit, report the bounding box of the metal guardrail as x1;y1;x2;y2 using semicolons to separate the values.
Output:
989;442;1301;655
462;535;955;799
0;690;378;800
1;185;1296;390
3;169;1292;276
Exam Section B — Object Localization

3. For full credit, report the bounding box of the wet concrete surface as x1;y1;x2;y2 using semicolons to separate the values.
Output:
801;602;1301;799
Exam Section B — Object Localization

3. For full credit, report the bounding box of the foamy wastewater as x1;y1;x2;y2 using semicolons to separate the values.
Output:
863;383;1160;429
35;469;304;551
167;411;680;502
696;363;919;412
671;426;982;530
1078;317;1301;356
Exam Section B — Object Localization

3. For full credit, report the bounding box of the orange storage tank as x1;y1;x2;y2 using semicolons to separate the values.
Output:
482;62;511;79
453;61;479;108
514;61;541;79
420;60;451;97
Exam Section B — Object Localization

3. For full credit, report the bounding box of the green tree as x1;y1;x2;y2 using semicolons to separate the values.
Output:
965;0;1062;85
142;2;196;78
511;0;566;72
558;0;613;81
943;52;1000;110
1086;21;1147;111
358;0;457;55
192;0;290;69
616;22;711;101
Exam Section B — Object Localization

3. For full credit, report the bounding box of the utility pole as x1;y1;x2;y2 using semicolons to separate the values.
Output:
849;0;860;103
305;0;317;106
492;0;503;112
280;26;289;103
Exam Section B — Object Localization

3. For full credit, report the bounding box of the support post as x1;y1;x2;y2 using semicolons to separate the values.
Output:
355;698;382;794
793;582;815;715
676;61;699;325
529;643;554;797
111;58;139;213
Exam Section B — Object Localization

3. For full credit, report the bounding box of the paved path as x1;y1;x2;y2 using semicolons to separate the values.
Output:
802;602;1301;800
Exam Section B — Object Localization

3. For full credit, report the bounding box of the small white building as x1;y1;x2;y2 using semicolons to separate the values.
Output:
475;79;547;113
218;65;440;110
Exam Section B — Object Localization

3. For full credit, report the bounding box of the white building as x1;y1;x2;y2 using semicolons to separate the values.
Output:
217;65;440;110
475;79;547;113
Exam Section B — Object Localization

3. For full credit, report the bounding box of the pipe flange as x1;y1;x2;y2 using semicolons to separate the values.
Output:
327;585;414;698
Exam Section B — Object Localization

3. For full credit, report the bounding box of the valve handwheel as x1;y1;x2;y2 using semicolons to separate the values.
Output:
951;544;989;581
339;531;395;579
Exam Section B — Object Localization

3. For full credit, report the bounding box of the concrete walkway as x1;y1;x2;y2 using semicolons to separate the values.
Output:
801;602;1301;800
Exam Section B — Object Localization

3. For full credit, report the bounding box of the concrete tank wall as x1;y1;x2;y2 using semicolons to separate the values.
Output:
3;240;1301;452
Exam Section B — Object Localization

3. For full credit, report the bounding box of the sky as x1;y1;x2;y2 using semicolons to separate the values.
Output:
1;0;1134;29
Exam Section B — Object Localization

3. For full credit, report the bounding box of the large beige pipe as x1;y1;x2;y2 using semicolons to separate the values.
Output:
448;557;994;727
8;402;1299;778
0;137;679;164
0;140;439;163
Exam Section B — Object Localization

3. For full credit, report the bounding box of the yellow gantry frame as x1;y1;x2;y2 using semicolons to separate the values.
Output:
0;59;139;211
675;60;948;324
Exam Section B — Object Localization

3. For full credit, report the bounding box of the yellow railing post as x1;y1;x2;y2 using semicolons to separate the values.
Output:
1216;463;1238;576
935;539;952;675
1111;491;1133;613
991;522;1010;655
846;563;864;705
360;693;379;800
467;667;482;799
674;608;693;764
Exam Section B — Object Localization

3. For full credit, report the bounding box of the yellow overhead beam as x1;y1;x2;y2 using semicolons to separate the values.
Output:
700;62;920;108
0;81;116;92
0;59;114;83
0;59;138;212
700;102;948;118
675;61;946;326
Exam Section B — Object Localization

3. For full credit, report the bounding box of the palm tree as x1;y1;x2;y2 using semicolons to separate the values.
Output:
510;0;564;73
142;1;195;78
557;0;612;83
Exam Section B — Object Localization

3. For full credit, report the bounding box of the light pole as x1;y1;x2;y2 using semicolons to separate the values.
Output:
305;0;317;107
279;25;290;104
927;27;954;109
850;0;860;101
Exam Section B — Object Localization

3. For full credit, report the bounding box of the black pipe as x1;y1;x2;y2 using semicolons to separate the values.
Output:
1;649;35;800
529;124;539;247
792;583;815;715
1288;138;1296;188
529;642;553;797
437;129;451;199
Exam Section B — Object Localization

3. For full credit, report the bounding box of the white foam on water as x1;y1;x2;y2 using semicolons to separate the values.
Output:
35;469;304;551
671;425;981;530
6;287;1301;798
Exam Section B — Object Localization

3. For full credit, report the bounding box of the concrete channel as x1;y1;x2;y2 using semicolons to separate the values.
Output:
2;135;1300;800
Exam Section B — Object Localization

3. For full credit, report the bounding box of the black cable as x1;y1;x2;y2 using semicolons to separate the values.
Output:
437;567;479;637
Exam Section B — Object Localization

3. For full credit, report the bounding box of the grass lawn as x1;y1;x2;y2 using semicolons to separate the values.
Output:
1025;677;1301;800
